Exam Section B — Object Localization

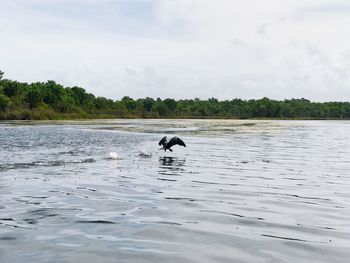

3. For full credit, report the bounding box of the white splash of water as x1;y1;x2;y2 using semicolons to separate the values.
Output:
107;152;122;160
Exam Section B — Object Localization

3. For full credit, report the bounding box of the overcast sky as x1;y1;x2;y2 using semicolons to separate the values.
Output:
1;0;350;101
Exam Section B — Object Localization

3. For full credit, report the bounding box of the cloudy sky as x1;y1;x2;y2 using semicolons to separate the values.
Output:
1;0;350;101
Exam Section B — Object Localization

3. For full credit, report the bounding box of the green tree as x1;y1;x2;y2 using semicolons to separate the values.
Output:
94;97;114;110
0;94;11;111
142;97;155;112
163;98;177;116
26;88;42;109
121;96;137;111
69;86;95;107
3;81;21;97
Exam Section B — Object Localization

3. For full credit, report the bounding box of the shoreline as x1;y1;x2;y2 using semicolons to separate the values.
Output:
1;116;350;122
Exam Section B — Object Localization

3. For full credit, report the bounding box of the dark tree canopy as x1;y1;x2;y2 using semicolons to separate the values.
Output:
0;76;350;120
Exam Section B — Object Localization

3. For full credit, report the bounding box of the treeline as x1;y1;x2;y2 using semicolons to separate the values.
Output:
0;72;350;120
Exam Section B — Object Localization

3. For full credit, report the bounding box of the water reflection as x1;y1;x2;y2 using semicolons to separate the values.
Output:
158;157;186;176
159;157;185;168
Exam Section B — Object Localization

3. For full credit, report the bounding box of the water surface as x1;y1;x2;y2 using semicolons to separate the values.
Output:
0;119;350;262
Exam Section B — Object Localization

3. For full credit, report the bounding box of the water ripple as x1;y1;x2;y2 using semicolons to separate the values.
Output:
0;120;350;262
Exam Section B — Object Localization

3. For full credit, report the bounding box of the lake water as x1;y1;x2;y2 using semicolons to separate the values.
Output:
0;119;350;263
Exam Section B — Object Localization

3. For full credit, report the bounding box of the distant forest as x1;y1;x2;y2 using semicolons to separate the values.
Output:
0;71;350;120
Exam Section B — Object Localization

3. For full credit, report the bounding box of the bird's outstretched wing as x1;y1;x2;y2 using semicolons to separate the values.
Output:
167;137;186;148
158;136;168;146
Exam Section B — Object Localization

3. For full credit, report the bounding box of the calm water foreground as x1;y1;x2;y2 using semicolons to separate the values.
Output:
0;119;350;263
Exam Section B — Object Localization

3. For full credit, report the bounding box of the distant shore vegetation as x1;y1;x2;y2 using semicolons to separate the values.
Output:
0;71;350;120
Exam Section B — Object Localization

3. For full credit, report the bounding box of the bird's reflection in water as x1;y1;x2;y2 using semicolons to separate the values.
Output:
159;157;186;174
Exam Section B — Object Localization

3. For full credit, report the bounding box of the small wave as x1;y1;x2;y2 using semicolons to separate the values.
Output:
81;158;96;163
0;158;96;171
140;220;182;226
48;160;66;166
0;236;17;241
138;150;152;158
75;220;116;224
261;234;308;242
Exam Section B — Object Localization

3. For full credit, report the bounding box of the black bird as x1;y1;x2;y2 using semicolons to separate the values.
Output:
158;136;186;152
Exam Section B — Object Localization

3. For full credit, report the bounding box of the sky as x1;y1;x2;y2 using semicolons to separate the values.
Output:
1;0;350;101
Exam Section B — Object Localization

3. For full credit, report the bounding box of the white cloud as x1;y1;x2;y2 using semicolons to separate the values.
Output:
0;0;350;101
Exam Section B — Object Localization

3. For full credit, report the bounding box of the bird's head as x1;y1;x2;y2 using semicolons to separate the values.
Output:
158;136;167;146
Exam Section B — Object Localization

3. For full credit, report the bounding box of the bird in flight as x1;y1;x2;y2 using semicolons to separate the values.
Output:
158;136;186;152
